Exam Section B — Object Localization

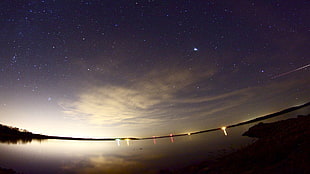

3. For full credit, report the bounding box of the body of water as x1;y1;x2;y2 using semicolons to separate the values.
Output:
0;107;309;174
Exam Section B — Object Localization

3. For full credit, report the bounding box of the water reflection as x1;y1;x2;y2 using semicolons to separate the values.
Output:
0;130;251;174
0;107;308;174
116;138;121;146
169;134;174;143
0;138;46;144
221;127;228;136
62;153;162;174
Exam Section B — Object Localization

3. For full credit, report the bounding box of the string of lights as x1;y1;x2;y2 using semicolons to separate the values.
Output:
46;101;309;143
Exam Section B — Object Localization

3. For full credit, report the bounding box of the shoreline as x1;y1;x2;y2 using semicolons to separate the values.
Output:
1;102;309;143
1;114;309;174
168;114;310;174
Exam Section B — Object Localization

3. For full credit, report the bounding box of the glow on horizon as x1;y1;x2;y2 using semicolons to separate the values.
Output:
1;100;309;139
0;0;309;142
0;85;308;138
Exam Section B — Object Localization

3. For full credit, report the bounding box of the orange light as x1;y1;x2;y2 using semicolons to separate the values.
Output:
221;127;228;136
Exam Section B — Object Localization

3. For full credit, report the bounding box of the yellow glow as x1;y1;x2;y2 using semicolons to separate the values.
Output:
221;126;228;136
187;133;191;135
125;139;130;146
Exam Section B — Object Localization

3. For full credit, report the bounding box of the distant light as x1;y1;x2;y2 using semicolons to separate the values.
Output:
115;138;120;146
193;47;198;51
169;134;173;136
221;127;228;136
125;138;130;146
170;135;174;143
187;133;191;135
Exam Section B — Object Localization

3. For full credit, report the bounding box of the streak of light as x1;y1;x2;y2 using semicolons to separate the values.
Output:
272;64;310;79
221;127;228;136
153;136;156;144
170;134;174;143
115;138;120;146
125;138;130;146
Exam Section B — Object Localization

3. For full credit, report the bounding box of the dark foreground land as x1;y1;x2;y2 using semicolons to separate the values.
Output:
168;114;310;174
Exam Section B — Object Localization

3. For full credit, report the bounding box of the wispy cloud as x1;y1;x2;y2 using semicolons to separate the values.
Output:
59;64;309;131
59;67;216;127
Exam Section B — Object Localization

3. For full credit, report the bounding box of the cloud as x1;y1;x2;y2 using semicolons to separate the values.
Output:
59;67;216;127
59;63;310;133
61;86;162;125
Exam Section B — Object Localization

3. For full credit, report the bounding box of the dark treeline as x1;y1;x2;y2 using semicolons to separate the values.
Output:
0;124;115;143
0;124;48;144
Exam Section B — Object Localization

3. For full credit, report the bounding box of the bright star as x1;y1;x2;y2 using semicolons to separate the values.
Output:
193;47;198;51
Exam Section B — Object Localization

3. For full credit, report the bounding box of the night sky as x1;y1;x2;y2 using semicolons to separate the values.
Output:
0;0;309;138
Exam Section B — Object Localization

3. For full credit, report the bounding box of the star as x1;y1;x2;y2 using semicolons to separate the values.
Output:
0;0;308;143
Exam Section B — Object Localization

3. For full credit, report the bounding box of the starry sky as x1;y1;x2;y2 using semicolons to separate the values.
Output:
0;0;309;138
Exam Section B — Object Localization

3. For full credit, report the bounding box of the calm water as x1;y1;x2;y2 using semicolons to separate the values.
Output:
1;107;309;174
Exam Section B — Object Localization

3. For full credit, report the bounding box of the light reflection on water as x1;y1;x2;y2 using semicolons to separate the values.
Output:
0;129;251;174
0;108;308;174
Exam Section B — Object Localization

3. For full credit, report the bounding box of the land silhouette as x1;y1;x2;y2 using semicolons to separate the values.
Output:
0;124;47;144
1;115;309;174
0;102;309;174
0;101;309;143
167;114;310;174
